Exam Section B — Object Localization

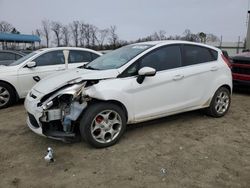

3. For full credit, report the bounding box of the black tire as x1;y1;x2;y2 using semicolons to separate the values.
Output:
80;102;127;148
0;82;16;109
206;87;231;117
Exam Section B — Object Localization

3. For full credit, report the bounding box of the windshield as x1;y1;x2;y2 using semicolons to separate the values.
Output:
84;44;153;70
8;51;39;66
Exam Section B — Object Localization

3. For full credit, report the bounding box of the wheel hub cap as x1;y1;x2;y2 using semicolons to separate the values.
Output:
215;91;229;114
91;110;122;144
0;86;10;107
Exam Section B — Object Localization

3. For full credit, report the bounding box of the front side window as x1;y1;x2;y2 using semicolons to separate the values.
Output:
182;45;217;66
34;50;64;66
84;44;153;70
69;50;94;64
140;45;182;71
121;45;182;77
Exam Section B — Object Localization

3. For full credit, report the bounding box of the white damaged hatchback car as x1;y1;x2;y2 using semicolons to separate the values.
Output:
25;41;232;148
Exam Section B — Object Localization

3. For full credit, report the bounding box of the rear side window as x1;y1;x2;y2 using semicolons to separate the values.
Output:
182;45;218;66
0;52;15;60
69;50;97;63
34;50;64;66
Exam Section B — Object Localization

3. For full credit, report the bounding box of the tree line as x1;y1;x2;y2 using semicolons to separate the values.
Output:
0;20;220;50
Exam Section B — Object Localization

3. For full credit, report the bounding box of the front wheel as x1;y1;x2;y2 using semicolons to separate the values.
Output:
80;102;127;148
0;82;15;109
206;87;231;117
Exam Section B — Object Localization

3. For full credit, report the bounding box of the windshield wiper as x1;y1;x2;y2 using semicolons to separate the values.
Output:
85;66;100;70
78;63;100;70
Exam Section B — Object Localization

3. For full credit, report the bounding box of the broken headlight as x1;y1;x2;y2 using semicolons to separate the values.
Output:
42;82;86;110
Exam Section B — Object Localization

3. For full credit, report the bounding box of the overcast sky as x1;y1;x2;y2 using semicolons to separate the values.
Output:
0;0;248;42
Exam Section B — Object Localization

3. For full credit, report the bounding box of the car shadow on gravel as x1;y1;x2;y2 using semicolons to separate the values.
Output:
126;110;203;132
13;99;25;107
233;86;250;95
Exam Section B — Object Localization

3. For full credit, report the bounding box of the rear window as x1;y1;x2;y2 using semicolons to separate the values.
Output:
182;45;218;66
0;52;15;60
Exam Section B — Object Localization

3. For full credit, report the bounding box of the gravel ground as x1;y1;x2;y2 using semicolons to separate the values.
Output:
0;89;250;188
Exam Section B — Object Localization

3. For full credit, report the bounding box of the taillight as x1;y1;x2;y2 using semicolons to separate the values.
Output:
221;54;232;69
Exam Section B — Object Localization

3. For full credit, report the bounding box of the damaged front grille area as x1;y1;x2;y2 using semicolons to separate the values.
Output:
38;84;88;139
28;113;39;128
41;120;76;138
26;80;95;140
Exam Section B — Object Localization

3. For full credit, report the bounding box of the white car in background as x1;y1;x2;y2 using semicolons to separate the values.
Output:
0;47;101;108
25;41;232;148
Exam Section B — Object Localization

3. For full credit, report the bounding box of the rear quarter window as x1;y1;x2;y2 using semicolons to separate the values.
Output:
69;50;97;63
182;45;218;66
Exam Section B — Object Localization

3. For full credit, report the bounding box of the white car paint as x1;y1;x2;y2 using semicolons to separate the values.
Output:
0;47;102;99
24;41;232;141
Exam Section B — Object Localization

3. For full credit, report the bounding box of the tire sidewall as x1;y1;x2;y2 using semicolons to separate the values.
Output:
80;102;127;148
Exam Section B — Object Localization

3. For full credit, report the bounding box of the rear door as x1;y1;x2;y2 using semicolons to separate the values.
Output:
180;44;219;106
17;50;66;96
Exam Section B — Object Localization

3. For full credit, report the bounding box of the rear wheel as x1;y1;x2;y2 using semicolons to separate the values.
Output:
206;87;231;117
0;82;15;109
80;102;126;148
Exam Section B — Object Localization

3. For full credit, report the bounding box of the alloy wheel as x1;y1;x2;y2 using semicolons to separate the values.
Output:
0;86;10;108
214;91;230;114
91;110;122;144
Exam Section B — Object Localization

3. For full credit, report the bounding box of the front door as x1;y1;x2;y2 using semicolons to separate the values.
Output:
17;50;65;97
122;45;196;121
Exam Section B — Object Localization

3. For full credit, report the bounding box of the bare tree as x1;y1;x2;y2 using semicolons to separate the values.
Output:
84;24;92;47
182;29;199;42
70;21;80;47
206;33;220;42
35;29;42;47
151;30;167;40
96;29;109;48
79;22;86;47
41;19;51;47
108;25;119;49
90;25;98;47
0;21;14;49
0;21;13;32
51;21;62;46
62;25;70;46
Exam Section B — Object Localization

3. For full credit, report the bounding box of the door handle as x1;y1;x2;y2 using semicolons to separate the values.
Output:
210;66;218;71
33;76;40;82
173;75;184;81
57;67;64;71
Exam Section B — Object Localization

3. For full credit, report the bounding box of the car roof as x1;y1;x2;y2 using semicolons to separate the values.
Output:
0;50;25;56
36;47;102;55
132;40;220;51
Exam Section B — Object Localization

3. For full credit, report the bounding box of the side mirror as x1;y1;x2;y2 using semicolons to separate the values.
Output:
26;61;36;68
137;67;156;84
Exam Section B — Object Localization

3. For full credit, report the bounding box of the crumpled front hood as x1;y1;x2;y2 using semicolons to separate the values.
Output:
33;68;120;94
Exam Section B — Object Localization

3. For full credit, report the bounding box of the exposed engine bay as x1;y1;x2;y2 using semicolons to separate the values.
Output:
34;80;99;141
